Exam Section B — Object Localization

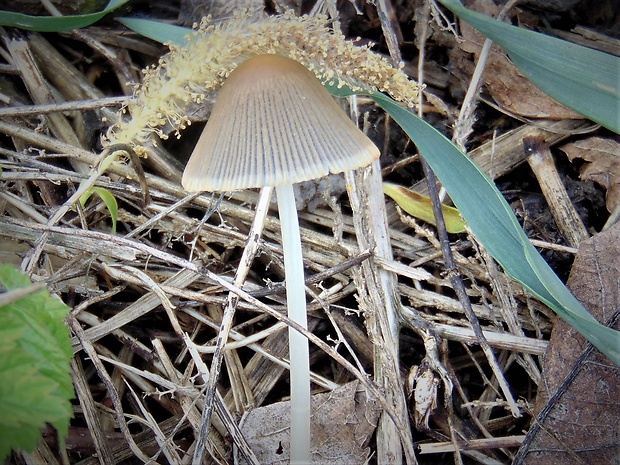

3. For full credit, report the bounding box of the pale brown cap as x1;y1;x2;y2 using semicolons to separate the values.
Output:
181;54;380;192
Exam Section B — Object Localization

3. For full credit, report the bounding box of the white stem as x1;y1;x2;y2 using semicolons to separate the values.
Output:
276;183;311;465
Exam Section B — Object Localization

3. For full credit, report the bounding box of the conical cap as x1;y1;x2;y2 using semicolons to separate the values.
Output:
182;54;380;192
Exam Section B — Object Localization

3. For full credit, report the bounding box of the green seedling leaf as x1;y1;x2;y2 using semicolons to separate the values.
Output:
366;90;620;365
118;17;194;45
79;186;118;234
383;182;466;233
0;265;74;459
439;0;620;134
97;151;119;174
92;187;118;234
0;0;129;32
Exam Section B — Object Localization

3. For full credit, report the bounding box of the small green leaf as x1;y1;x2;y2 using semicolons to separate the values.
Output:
79;186;118;234
438;0;620;133
78;188;94;207
92;187;118;234
383;182;466;233
0;265;74;459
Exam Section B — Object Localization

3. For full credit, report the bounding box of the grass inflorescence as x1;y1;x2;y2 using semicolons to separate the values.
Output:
105;11;422;151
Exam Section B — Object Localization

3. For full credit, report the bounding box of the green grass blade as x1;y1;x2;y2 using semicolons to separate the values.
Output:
118;17;192;45
523;245;620;357
370;91;620;365
0;0;129;32
439;0;620;133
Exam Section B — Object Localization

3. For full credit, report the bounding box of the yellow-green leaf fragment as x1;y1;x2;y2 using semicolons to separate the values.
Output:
383;182;466;234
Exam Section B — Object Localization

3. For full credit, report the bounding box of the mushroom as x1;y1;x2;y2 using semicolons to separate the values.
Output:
182;54;379;463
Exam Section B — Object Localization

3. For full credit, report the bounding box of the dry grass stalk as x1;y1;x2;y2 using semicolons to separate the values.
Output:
524;135;590;248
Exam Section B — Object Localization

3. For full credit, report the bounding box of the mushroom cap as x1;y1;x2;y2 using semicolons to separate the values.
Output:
182;54;380;192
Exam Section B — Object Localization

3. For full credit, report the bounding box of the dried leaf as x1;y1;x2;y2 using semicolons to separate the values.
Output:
457;0;582;120
561;136;620;213
514;224;620;465
239;381;381;464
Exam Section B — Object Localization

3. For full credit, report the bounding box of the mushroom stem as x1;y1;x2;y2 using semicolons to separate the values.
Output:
181;55;381;464
276;183;311;464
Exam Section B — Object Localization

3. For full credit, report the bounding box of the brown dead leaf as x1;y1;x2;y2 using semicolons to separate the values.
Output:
457;0;583;119
513;223;620;465
561;136;620;213
238;381;381;464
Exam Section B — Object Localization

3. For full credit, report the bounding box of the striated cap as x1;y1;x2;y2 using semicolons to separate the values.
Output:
181;54;380;192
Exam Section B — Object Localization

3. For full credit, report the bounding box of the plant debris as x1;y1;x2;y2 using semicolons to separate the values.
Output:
0;0;617;463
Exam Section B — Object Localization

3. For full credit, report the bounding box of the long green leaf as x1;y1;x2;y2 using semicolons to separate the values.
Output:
369;91;619;365
0;0;129;32
439;0;619;133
